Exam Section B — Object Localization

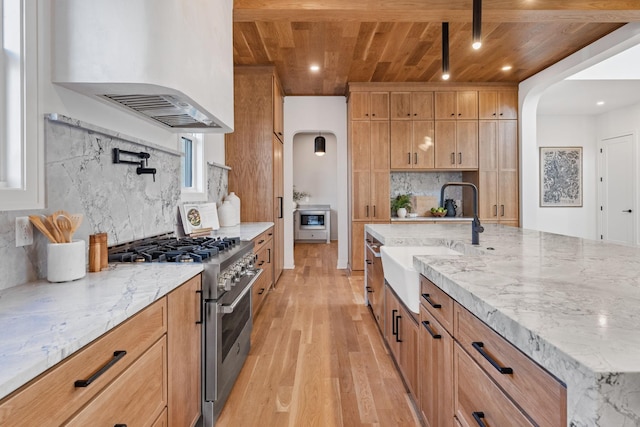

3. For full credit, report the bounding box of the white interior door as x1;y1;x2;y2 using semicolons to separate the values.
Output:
600;134;636;245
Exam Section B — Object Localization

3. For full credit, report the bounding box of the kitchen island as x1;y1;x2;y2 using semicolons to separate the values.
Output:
366;223;640;426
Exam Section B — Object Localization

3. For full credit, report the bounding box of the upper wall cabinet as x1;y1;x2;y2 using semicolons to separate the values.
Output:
479;91;518;120
350;92;390;120
51;0;234;132
434;91;478;120
390;92;434;120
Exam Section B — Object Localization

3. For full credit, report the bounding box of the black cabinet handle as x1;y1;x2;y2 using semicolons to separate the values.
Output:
258;239;265;244
74;351;127;387
472;342;513;374
114;424;128;427
366;286;373;293
366;260;373;265
196;290;203;325
395;315;402;342
451;152;455;164
501;205;505;216
493;205;497;217
391;309;398;336
421;293;442;309
458;152;462;164
407;152;411;164
414;152;417;164
257;288;265;295
258;260;265;267
472;412;487;427
267;248;271;263
373;205;376;217
421;321;441;339
278;196;283;219
366;205;369;217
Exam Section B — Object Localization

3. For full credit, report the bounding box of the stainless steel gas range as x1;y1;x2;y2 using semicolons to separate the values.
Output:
108;234;262;426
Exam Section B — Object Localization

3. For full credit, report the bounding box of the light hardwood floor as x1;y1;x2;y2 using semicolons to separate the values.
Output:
216;242;421;427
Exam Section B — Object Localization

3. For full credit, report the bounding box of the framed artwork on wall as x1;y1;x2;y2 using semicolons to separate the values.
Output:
540;147;583;207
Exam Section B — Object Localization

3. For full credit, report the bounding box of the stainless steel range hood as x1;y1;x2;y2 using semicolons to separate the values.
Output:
52;0;234;133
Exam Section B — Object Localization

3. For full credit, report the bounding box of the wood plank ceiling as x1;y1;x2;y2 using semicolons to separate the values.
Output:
233;0;639;96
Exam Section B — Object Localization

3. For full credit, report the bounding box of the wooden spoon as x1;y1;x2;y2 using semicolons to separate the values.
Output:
56;214;74;243
28;215;57;243
69;214;83;235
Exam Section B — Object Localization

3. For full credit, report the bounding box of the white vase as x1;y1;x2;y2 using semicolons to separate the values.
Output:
218;201;237;227
225;192;241;224
397;207;407;218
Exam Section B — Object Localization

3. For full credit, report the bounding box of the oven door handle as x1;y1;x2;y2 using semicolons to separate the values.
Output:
218;269;263;314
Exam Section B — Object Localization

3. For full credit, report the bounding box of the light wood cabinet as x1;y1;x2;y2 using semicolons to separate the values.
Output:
273;76;284;141
419;304;454;427
365;233;384;328
167;275;201;427
390;120;435;169
350;91;389;120
384;286;419;397
226;66;284;285
252;227;274;317
478;120;519;225
435;121;478;169
435;91;478;120
479;90;518;120
390;91;434;120
65;337;168;426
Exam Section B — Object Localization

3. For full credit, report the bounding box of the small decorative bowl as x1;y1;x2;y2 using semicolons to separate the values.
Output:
431;210;447;217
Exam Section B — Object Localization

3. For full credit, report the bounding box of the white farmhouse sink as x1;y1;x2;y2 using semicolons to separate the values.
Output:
380;246;462;313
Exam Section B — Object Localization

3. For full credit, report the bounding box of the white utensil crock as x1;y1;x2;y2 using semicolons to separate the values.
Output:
47;240;86;282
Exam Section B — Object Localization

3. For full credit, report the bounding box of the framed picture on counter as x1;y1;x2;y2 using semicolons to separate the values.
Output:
540;146;583;207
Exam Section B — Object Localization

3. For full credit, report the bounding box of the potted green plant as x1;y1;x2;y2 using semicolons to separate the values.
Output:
391;194;412;218
293;186;310;208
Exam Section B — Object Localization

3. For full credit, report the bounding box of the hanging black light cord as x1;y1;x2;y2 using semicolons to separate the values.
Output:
472;0;482;49
442;22;450;80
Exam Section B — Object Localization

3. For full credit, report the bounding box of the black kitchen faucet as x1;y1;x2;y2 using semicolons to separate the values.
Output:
440;182;484;245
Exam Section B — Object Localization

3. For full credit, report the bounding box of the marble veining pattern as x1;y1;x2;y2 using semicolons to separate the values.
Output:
390;171;463;199
207;162;229;206
365;223;640;426
0;264;202;400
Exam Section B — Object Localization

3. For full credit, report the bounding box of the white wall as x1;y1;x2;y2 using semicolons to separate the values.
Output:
283;97;348;269
520;23;640;237
293;133;339;240
534;115;598;238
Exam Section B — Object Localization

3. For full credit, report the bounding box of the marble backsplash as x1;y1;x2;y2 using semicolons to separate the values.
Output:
391;171;464;210
0;115;183;290
207;162;229;205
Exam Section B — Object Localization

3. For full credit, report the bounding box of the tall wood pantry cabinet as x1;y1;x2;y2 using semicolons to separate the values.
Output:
225;66;284;283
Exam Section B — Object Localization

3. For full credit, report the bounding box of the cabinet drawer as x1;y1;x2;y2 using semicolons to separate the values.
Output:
252;267;271;316
297;229;328;241
65;336;167;426
420;275;454;334
0;298;167;426
253;229;272;254
454;304;566;427
455;343;533;427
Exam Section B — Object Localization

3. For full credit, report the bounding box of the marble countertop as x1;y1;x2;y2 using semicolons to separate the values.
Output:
0;222;272;401
365;223;640;426
390;216;473;222
295;204;331;210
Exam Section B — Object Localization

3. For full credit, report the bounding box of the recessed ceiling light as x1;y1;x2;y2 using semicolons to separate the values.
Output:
310;65;320;72
502;65;512;71
597;101;605;106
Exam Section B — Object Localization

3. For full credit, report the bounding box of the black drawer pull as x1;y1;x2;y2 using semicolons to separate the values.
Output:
74;350;127;387
258;239;265;244
196;290;203;325
395;315;402;343
258;261;265;267
114;424;128;427
421;293;441;309
472;412;487;427
366;260;373;265
257;288;265;295
421;321;441;339
472;342;513;374
366;286;373;293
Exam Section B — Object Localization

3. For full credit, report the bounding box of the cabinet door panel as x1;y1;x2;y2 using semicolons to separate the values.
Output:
371;171;390;220
351;121;371;171
390;92;411;119
456;121;478;169
435;92;457;120
370;121;390;170
391;121;413;169
412;92;434;119
435;121;457;168
478;121;497;170
479;171;498;220
456;91;478;119
352;171;371;220
498;91;518;119
399;308;419;397
498;120;518;171
413;121;435;169
350;92;370;120
351;222;365;271
499;170;519;222
370;92;390;120
478;91;498;119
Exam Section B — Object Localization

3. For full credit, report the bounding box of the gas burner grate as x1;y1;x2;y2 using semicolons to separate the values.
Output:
108;235;242;263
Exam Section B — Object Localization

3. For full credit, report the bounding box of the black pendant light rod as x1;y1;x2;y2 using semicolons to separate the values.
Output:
472;0;482;49
442;22;450;80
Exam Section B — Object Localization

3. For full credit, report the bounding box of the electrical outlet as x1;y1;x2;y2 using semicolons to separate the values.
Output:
15;216;33;247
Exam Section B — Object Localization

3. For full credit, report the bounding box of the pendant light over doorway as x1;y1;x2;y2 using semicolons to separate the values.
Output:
472;0;482;50
314;133;326;156
442;22;450;80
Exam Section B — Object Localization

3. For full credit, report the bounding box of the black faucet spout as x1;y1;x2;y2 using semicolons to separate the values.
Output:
440;182;483;245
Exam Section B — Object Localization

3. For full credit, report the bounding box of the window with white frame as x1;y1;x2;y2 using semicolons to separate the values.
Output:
180;133;206;201
1;0;41;209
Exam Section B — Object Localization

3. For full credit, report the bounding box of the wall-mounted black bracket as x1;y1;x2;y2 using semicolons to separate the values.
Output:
113;148;156;182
